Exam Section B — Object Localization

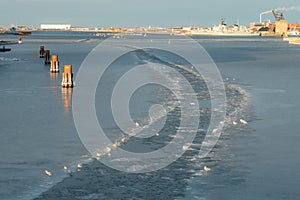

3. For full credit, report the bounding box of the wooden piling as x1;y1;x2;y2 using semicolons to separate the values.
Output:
34;51;37;60
61;65;74;88
50;55;59;73
39;46;45;58
44;50;51;65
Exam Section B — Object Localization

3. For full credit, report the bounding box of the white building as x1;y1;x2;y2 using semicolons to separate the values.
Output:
40;24;71;30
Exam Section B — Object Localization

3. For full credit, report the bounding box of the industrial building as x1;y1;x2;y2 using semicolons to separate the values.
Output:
40;24;71;30
250;9;300;36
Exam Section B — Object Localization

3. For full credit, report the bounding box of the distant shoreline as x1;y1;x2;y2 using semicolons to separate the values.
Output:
1;29;285;37
22;29;262;37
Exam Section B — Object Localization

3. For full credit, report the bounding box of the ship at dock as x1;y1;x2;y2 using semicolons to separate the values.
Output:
0;27;32;36
182;19;259;36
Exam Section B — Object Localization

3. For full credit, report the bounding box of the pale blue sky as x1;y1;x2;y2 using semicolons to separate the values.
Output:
0;0;299;27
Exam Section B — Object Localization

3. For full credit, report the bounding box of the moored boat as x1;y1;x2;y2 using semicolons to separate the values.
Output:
0;46;11;52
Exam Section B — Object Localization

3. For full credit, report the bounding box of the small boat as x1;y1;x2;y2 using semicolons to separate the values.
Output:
287;31;299;37
18;31;32;36
287;26;299;37
3;27;32;36
0;46;11;52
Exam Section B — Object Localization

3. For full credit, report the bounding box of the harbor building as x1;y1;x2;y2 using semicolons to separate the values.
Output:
40;24;71;30
275;20;288;36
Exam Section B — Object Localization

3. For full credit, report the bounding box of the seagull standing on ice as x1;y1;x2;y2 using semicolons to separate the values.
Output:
182;145;189;151
135;122;140;128
77;164;82;171
204;166;211;172
45;170;53;177
106;147;112;153
113;142;119;148
63;166;72;176
96;153;101;160
121;137;126;144
240;119;248;125
106;147;112;157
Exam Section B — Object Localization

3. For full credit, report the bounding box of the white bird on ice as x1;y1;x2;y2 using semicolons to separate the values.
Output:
45;170;52;177
106;147;112;154
240;119;248;125
77;164;82;171
121;137;126;144
96;153;101;160
182;145;189;151
212;128;219;134
204;166;211;172
113;142;119;148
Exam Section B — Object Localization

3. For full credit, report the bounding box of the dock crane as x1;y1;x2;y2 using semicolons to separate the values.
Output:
260;9;285;23
260;10;273;23
272;10;285;21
